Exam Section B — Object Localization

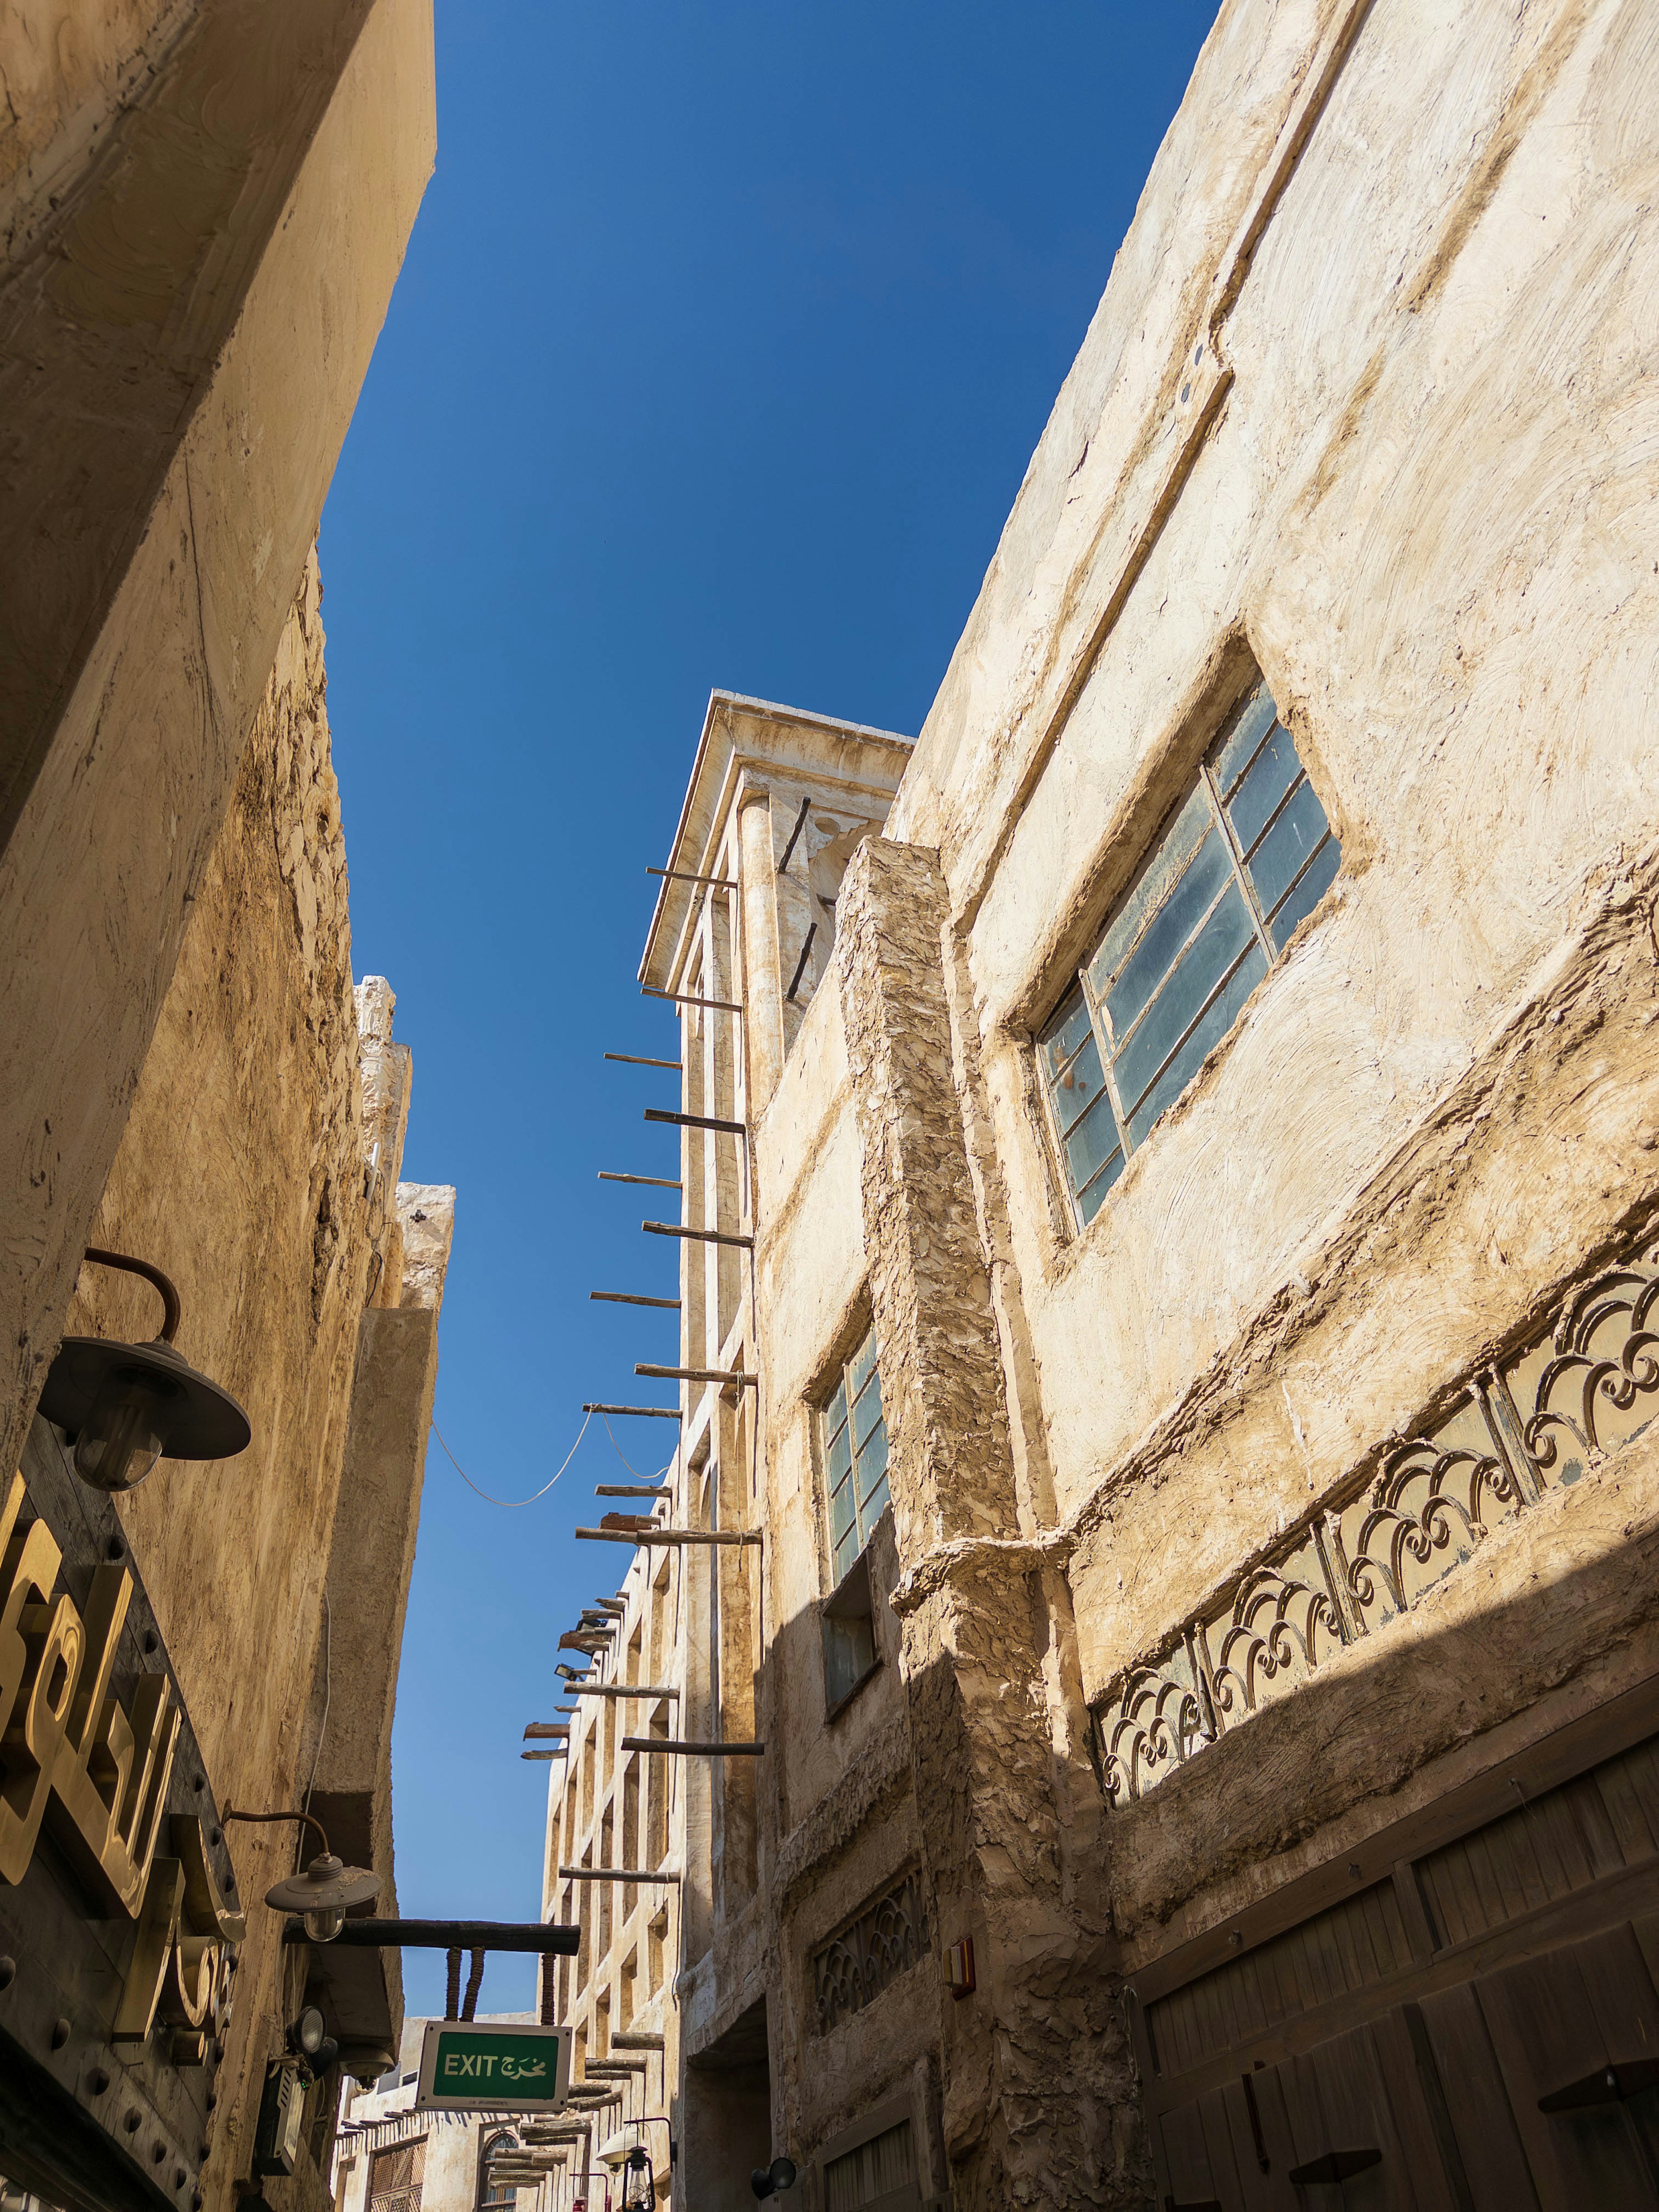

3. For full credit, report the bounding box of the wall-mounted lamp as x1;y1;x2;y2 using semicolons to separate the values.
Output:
750;2157;798;2200
289;2004;339;2078
40;1247;251;1492
225;1807;379;1942
621;2145;655;2212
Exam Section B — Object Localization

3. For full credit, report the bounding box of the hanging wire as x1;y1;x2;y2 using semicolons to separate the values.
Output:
431;1410;591;1508
600;1411;673;1485
305;1589;331;1818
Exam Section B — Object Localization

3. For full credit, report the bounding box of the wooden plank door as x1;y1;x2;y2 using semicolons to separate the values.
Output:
1472;1923;1659;2207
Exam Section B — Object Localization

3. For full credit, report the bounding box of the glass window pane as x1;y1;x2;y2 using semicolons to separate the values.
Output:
823;1610;875;1707
846;1330;877;1407
1064;1088;1124;1194
1244;775;1331;918
1076;1144;1126;1223
824;1413;852;1491
1214;682;1280;797
1113;881;1256;1119
824;1377;847;1442
1039;985;1093;1082
857;1467;890;1542
829;1464;856;1548
1268;832;1340;949
851;1365;884;1452
855;1416;889;1509
1103;826;1232;1046
1088;785;1213;1000
1052;1030;1106;1137
832;1519;858;1583
1225;720;1300;854
1126;939;1268;1147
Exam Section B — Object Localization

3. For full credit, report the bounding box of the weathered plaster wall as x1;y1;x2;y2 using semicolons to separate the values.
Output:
60;555;384;2201
696;1;1659;2203
0;0;435;1517
0;0;189;259
867;0;1659;1898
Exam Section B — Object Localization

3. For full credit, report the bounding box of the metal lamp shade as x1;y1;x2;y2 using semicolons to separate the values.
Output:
265;1853;380;1929
40;1335;251;1491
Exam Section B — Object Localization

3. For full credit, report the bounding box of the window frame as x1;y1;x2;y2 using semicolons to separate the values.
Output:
818;1321;891;1588
1037;679;1339;1230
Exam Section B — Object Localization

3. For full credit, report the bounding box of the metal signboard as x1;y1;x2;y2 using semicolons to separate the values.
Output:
415;2019;573;2111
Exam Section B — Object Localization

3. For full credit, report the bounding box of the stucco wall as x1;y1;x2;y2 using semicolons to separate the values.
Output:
704;0;1659;2202
877;0;1659;1865
61;554;385;2199
0;0;436;1515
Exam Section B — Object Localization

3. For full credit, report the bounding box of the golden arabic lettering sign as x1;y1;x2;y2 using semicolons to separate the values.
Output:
416;2021;572;2111
0;1467;241;2053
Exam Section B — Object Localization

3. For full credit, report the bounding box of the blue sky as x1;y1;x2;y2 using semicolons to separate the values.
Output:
320;0;1216;2018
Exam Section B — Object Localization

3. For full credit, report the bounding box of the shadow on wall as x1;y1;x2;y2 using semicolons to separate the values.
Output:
1103;1469;1659;1941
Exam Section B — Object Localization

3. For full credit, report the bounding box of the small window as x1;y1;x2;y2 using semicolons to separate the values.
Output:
1039;679;1338;1225
824;2119;915;2212
821;1325;890;1585
822;1548;878;1712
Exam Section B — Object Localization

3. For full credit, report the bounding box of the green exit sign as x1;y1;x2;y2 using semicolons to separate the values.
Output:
416;2021;573;2112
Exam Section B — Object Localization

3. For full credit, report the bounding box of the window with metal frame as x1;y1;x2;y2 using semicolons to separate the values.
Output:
822;1324;890;1584
1039;679;1339;1225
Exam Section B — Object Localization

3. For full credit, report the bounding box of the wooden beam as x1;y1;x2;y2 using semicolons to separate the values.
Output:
641;1221;753;1249
557;1866;680;1884
622;1738;764;1757
636;1363;757;1387
575;1528;761;1548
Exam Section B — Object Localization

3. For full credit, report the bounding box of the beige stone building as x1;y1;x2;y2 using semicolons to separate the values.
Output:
0;6;443;2212
536;2;1659;2207
333;2018;544;2212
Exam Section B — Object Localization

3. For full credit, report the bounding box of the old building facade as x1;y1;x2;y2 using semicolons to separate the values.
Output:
533;0;1659;2207
0;5;442;2209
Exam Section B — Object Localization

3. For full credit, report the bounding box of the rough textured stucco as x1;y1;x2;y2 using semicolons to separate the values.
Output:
837;839;1143;2211
59;556;404;2202
0;0;189;257
545;3;1659;2201
0;0;435;1520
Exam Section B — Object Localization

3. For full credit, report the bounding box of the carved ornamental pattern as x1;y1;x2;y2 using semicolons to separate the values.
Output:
811;1869;929;2035
1096;1241;1659;1807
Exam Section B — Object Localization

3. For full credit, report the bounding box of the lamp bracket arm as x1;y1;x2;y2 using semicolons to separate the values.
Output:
223;1805;331;1856
83;1248;182;1344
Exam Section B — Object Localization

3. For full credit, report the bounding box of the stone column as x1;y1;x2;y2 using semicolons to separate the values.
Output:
837;837;1141;2212
737;785;786;1119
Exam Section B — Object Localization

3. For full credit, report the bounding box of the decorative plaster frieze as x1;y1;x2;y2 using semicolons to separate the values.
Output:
1096;1237;1659;1807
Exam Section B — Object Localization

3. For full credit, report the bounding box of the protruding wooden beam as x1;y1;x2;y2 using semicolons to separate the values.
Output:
636;1363;757;1388
641;987;744;1014
621;1738;764;1757
582;1402;681;1420
643;1108;746;1136
642;1221;753;1249
776;795;811;873
557;1866;681;1884
565;1683;679;1701
576;1527;761;1549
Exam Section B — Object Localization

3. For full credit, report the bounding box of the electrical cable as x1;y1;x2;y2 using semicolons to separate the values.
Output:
599;1411;673;1486
432;1411;591;1508
305;1589;330;1818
